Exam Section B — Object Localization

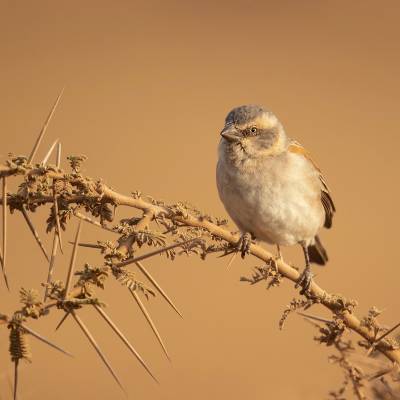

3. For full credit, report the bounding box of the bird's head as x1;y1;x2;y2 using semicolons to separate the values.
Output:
220;105;286;158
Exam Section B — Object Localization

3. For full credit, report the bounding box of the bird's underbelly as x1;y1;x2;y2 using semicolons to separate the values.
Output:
217;166;324;246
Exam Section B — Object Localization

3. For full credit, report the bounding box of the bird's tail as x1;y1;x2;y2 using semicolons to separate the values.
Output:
308;235;328;266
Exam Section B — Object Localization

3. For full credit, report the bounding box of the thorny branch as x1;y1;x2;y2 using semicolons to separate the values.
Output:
1;152;399;392
299;311;400;399
4;157;394;358
1;99;400;398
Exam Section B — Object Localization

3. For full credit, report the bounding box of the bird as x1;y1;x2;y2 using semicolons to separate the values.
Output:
216;104;335;293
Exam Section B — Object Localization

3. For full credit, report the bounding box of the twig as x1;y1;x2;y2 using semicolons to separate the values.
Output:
1;162;400;365
71;311;125;394
21;207;49;262
28;89;64;164
93;305;158;382
53;192;63;254
41;139;59;165
70;242;102;249
74;211;117;234
1;177;9;290
135;260;183;318
366;321;400;357
130;288;170;360
13;359;18;400
297;312;333;324
53;142;63;253
63;220;82;299
368;367;394;381
56;142;62;167
21;323;73;357
375;321;400;344
0;245;3;270
55;312;70;331
226;251;237;269
116;238;197;268
43;233;59;302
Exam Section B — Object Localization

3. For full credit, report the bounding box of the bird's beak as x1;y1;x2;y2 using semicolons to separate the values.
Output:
220;125;241;142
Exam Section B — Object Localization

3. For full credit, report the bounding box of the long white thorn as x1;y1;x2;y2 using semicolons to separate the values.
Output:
28;89;64;164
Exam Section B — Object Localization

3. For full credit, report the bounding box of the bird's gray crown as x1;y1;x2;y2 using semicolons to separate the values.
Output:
225;104;273;126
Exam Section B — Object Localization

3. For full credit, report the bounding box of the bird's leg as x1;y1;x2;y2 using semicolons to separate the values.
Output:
295;243;313;295
237;232;253;258
271;245;283;272
276;245;283;261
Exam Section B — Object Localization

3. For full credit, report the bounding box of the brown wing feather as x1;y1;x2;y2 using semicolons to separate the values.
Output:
288;141;336;229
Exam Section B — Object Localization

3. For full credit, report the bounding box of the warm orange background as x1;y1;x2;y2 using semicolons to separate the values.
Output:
1;1;400;399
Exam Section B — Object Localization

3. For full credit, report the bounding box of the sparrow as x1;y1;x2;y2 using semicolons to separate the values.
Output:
216;104;335;293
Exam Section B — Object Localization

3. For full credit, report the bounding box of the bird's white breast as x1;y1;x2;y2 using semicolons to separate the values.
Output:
216;143;324;246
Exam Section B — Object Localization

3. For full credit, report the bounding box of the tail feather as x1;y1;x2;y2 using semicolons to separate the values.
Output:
308;235;328;266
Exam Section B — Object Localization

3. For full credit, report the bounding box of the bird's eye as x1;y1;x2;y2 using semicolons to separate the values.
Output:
250;127;257;134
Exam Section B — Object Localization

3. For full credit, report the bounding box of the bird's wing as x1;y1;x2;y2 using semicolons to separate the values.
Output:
288;140;336;228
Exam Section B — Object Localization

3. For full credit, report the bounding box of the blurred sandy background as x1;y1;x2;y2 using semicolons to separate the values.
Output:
1;1;400;399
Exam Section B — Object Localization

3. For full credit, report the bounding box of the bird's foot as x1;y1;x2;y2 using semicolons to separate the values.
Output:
295;265;313;295
237;232;253;258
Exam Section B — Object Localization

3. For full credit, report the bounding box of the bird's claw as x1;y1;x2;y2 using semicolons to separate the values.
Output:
238;232;253;258
295;266;313;295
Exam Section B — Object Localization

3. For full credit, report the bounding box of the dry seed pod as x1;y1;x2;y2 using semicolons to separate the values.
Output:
9;326;31;362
